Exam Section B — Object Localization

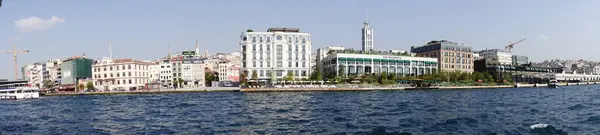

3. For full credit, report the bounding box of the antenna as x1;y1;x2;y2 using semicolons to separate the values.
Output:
365;8;369;23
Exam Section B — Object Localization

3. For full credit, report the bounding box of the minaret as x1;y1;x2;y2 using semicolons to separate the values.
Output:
204;50;209;58
168;45;172;58
195;39;200;57
361;9;374;52
109;41;113;59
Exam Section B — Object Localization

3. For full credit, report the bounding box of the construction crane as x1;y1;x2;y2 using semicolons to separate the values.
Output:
505;38;527;53
2;45;29;80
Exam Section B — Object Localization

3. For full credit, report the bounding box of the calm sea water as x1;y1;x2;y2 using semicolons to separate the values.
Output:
1;85;600;134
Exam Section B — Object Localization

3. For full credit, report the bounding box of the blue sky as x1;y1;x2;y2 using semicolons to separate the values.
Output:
1;0;600;79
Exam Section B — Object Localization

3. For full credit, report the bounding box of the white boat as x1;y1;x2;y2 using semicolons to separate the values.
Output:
0;81;40;100
548;79;559;88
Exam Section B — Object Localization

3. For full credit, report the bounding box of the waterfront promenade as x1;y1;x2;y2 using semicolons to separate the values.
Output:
41;82;599;96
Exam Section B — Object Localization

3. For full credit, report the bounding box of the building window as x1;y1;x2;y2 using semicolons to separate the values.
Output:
302;38;306;43
252;36;257;43
103;67;106;71
267;37;271;42
276;35;282;40
129;79;132;84
128;65;131;69
259;36;264;43
128;72;132;76
288;37;292;43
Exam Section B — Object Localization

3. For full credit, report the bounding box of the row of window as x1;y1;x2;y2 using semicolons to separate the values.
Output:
96;79;149;86
94;71;148;79
339;66;436;75
443;46;472;52
244;35;310;44
336;62;438;67
250;61;308;68
251;44;310;52
442;64;472;70
252;52;308;61
443;58;473;64
443;52;472;58
93;64;148;72
249;70;308;78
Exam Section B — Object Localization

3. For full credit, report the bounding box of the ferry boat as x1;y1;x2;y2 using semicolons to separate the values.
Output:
0;80;40;100
548;79;559;88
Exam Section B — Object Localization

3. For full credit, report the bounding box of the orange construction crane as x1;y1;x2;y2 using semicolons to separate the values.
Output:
505;38;527;53
2;45;29;80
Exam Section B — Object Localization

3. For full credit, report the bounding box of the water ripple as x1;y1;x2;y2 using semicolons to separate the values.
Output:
1;86;599;134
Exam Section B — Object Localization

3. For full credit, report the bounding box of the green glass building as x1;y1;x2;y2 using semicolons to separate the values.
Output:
60;58;94;85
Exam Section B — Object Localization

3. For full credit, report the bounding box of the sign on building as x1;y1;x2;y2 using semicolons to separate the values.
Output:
182;51;196;56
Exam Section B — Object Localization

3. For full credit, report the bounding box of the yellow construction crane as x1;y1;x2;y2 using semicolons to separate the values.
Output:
2;45;29;80
505;38;527;53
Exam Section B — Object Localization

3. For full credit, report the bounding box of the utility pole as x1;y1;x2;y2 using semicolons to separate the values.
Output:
2;45;30;80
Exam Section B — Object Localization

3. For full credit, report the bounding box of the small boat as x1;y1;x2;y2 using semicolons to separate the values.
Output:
0;80;40;100
548;80;559;88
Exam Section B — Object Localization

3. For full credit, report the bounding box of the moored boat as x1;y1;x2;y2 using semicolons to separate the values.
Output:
548;79;558;88
0;80;40;100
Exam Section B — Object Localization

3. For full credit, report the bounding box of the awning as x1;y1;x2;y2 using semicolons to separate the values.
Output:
338;57;347;61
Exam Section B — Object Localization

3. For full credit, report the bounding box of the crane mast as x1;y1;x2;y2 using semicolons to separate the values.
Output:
505;38;527;53
2;45;29;80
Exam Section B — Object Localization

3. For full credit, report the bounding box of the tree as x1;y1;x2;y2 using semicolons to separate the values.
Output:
172;78;179;89
285;72;294;84
316;71;323;81
240;71;248;86
268;69;276;85
347;75;357;83
379;72;388;84
246;29;254;32
338;65;346;77
251;70;258;87
502;73;513;83
459;72;472;82
42;80;52;88
483;72;495;83
178;78;184;88
86;82;94;91
387;73;397;81
78;84;85;92
472;72;484;82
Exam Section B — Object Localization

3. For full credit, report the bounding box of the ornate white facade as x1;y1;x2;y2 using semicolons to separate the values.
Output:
92;58;150;91
240;28;312;80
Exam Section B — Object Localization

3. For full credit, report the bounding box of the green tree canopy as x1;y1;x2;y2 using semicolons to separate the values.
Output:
86;82;94;90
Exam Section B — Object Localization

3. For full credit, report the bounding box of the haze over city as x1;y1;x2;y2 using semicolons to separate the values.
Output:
2;0;600;79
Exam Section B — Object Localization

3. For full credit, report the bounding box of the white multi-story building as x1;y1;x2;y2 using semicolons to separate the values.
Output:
362;19;374;52
148;62;160;83
92;58;150;91
181;58;205;88
478;49;513;65
240;28;312;80
316;46;346;75
159;58;173;87
22;63;44;87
